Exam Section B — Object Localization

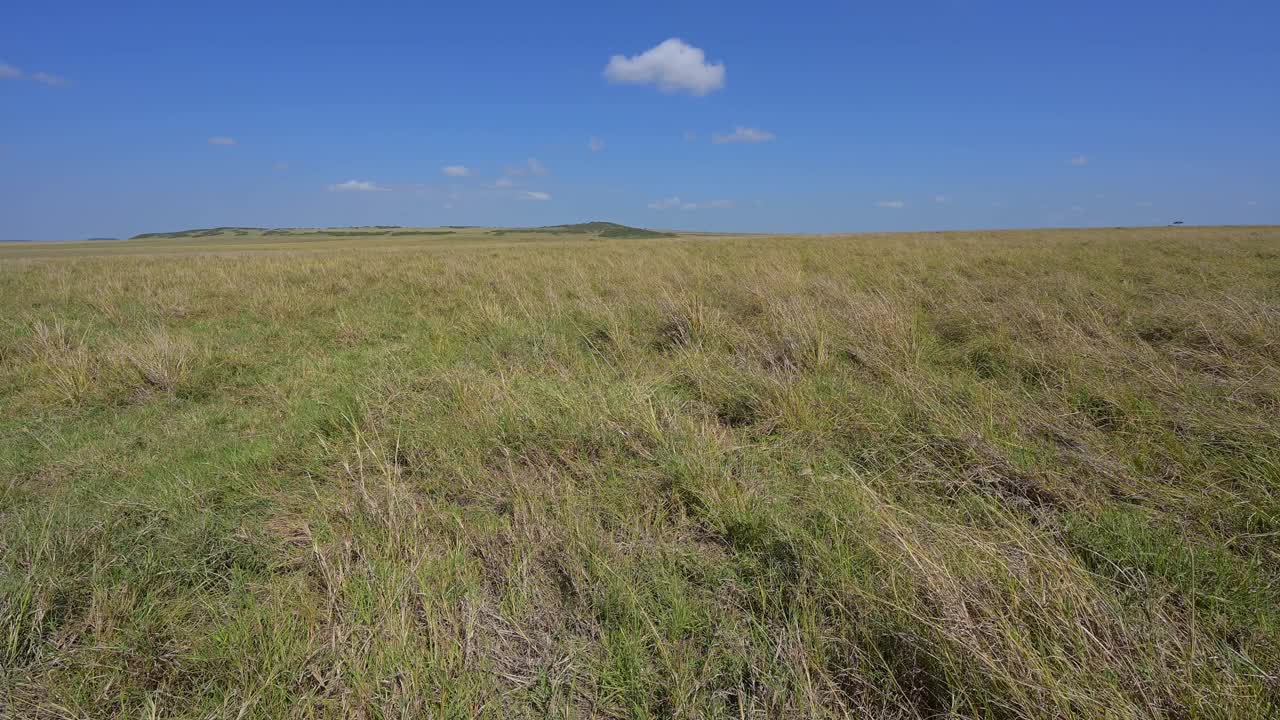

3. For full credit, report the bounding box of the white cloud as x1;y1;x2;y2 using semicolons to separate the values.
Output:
1069;155;1089;166
442;165;471;177
493;176;514;188
31;71;66;86
0;65;67;85
933;195;949;204
604;38;726;96
648;196;682;210
208;136;237;146
876;200;905;209
518;191;551;201
712;126;775;144
649;196;731;210
328;179;388;192
589;136;605;152
503;157;549;177
681;199;733;210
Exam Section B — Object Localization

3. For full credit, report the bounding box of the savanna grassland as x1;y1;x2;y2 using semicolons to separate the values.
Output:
1;224;1278;719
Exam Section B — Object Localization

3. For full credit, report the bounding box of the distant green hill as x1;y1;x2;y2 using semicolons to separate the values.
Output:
494;222;676;239
130;222;675;241
131;226;406;240
132;227;265;239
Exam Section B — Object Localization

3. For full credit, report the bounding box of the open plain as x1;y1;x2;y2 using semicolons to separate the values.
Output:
2;224;1278;718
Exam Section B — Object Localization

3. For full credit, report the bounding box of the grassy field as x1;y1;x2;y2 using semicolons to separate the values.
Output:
1;224;1278;718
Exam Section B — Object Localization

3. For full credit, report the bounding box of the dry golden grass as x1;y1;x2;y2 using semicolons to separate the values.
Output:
1;225;1278;718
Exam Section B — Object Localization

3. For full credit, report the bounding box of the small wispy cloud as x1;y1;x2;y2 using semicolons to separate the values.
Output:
503;157;549;177
604;38;726;96
31;71;66;86
876;200;905;209
648;196;682;210
493;176;514;188
328;179;388;192
1246;200;1259;206
712;126;775;144
0;64;68;85
649;196;732;210
682;199;733;210
933;195;949;204
442;165;471;177
208;136;237;146
1069;155;1089;166
589;136;605;152
518;190;551;201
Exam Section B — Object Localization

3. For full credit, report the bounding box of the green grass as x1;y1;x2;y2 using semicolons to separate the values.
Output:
1;225;1278;718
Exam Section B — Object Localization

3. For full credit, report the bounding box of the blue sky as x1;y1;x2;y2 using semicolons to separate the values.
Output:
2;0;1277;239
